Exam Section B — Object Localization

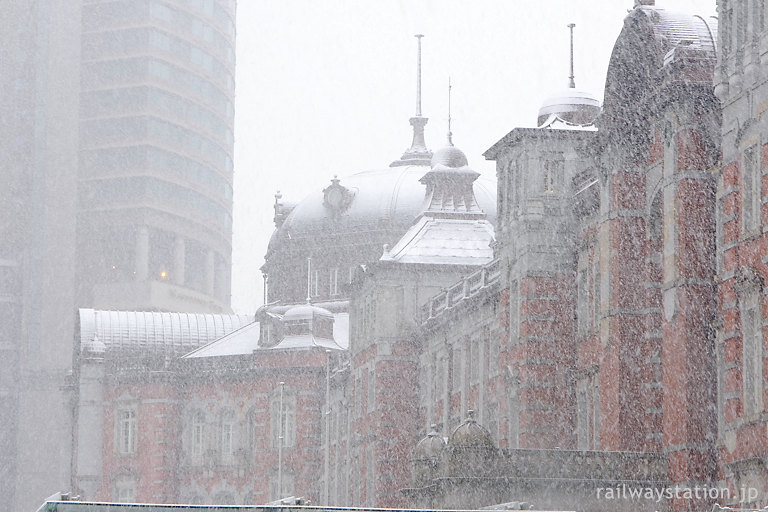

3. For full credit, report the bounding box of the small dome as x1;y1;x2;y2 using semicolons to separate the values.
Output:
414;427;446;460
82;335;107;355
431;144;468;168
449;411;494;449
537;89;601;127
282;304;333;322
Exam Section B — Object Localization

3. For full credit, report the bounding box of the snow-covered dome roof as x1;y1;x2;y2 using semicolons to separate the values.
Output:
283;303;333;322
262;46;497;304
537;88;601;128
414;428;446;460
431;144;468;168
449;411;494;449
274;166;495;239
82;334;107;355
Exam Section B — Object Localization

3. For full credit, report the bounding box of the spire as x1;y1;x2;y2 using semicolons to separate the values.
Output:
568;23;576;88
447;77;453;146
416;34;423;117
391;34;432;167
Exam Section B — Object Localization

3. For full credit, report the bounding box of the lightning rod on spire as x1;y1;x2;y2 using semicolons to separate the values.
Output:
568;23;576;88
415;34;424;117
447;77;453;146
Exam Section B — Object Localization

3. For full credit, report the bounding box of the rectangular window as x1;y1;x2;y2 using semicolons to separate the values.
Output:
348;266;355;284
489;330;500;375
367;369;375;413
330;268;339;296
509;280;519;345
192;417;204;456
743;145;760;234
508;381;519;449
117;409;137;454
544;162;555;193
576;371;599;450
221;421;233;456
576;387;589;450
453;346;462;397
270;472;294;501
577;267;589;334
366;445;375;506
592;258;600;329
355;375;362;417
737;2;747;48
271;391;296;448
115;477;136;503
742;296;764;417
498;166;507;220
543;161;561;194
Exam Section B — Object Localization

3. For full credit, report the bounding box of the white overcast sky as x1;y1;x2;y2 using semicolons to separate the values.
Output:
230;0;717;314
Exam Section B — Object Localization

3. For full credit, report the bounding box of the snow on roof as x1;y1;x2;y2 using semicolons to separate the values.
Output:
182;321;261;358
182;311;350;358
269;333;344;351
269;312;349;351
272;165;497;242
381;216;495;266
538;113;598;131
642;7;718;60
78;308;253;357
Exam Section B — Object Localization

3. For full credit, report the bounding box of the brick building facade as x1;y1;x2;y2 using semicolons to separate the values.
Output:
69;1;768;511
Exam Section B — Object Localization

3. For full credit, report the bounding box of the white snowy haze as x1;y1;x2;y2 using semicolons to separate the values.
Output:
231;0;716;314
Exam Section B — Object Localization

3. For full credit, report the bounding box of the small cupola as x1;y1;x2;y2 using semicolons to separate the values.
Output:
537;23;601;129
282;303;335;341
446;410;498;477
412;424;447;487
448;410;495;449
419;79;484;218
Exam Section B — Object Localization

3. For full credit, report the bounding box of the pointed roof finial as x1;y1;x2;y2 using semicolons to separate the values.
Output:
568;23;576;89
447;77;453;147
391;34;432;167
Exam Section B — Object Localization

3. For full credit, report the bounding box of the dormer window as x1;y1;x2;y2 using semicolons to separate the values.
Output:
284;318;312;337
330;268;339;296
315;317;334;339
